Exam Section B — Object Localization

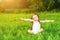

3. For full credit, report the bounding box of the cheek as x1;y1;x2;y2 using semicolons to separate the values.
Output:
36;18;38;20
34;18;38;20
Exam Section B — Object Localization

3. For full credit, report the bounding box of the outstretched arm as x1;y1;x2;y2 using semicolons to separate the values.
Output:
40;20;55;22
20;18;33;21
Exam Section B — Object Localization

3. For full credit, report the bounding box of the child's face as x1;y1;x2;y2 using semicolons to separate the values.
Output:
33;14;38;21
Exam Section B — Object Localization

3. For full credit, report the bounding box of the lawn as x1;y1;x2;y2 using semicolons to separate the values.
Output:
0;12;60;40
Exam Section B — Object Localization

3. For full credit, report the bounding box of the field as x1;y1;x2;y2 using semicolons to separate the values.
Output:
0;12;60;40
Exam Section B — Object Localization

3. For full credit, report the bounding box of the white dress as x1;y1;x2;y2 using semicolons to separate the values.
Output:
32;21;40;34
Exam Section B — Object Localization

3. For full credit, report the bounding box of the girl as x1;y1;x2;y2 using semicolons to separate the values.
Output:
20;13;43;34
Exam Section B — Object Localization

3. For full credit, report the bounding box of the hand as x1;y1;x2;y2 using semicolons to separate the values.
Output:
20;18;24;20
49;20;55;22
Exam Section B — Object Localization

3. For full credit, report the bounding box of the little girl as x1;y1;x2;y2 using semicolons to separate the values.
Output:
20;13;43;34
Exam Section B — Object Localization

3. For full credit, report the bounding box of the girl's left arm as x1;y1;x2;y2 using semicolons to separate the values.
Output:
40;20;54;22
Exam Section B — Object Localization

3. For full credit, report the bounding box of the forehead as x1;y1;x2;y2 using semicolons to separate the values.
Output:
33;15;38;18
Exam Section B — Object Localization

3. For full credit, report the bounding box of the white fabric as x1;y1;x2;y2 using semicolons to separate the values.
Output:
32;21;40;34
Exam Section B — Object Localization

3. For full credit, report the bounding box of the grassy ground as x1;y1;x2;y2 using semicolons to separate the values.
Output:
0;12;60;40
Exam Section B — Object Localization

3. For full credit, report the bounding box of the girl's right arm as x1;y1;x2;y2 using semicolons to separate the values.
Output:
20;18;33;22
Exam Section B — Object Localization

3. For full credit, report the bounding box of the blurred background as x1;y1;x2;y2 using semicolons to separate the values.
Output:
0;0;60;13
0;0;60;40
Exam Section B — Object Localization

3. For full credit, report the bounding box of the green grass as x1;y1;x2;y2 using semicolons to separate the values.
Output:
0;13;60;40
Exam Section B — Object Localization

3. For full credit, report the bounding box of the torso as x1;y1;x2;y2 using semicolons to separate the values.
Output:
32;21;41;34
